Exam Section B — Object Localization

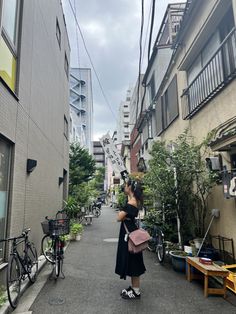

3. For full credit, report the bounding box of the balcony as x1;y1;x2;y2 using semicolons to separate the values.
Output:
181;27;236;119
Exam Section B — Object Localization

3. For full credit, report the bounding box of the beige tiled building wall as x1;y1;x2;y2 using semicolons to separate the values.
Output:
155;0;236;251
0;0;70;264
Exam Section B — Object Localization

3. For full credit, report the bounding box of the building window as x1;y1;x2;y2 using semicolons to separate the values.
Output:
64;53;69;78
124;105;128;108
124;135;129;139
148;118;152;139
162;75;178;129
148;72;156;102
182;6;235;119
0;138;12;262
69;117;72;133
0;0;20;92
56;18;61;48
155;97;163;136
124;114;129;118
64;116;68;139
187;32;221;84
93;147;104;154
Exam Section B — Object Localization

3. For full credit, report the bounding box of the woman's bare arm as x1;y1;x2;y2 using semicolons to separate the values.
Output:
117;211;127;222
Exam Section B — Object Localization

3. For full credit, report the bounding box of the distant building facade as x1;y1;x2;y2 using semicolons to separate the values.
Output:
93;141;105;168
117;89;132;143
69;68;93;154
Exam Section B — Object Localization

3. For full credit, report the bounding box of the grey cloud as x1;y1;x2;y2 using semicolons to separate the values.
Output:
62;0;185;140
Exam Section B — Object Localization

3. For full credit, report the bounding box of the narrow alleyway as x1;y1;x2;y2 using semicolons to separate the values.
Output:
16;207;236;314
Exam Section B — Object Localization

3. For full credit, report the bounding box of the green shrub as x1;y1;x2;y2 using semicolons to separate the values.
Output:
70;223;83;235
0;286;6;307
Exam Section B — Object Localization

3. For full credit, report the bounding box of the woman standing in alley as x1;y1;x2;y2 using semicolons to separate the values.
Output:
115;179;146;299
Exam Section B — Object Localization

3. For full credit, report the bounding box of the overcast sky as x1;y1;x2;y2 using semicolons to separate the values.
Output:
62;0;184;140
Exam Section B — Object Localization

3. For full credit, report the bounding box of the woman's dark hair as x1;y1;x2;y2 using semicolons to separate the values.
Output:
127;179;143;205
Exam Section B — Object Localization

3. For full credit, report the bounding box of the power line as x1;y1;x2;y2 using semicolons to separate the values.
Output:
68;0;118;123
73;0;81;74
141;0;153;64
135;0;145;125
139;0;156;117
147;0;156;61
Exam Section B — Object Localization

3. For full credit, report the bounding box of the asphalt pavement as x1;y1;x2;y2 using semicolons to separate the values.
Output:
13;206;236;314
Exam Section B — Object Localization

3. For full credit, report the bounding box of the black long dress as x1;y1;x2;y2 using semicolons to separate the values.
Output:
115;203;146;280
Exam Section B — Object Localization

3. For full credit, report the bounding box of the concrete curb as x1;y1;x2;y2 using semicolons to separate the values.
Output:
0;256;47;314
0;239;71;314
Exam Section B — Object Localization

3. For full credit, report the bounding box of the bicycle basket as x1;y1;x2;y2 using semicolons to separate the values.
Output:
41;220;50;235
48;218;70;236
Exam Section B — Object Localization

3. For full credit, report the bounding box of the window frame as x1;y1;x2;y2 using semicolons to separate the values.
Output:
148;118;153;139
0;0;3;30
64;115;69;140
187;7;234;85
0;136;13;263
56;17;61;49
148;72;156;103
0;0;22;94
1;0;20;57
160;74;179;132
64;52;69;79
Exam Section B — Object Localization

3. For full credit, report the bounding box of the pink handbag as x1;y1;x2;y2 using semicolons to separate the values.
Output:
124;222;151;254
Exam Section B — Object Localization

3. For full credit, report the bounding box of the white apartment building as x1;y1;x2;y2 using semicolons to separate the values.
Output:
117;89;132;144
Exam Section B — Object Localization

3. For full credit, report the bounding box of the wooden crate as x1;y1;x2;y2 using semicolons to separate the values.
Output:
221;264;236;293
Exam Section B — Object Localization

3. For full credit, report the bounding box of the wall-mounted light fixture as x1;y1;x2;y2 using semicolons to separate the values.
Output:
58;177;64;185
27;159;37;173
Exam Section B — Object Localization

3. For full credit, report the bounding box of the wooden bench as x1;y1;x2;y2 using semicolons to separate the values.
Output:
186;257;229;298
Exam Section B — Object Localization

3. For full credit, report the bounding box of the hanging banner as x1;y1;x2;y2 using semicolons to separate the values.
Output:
99;133;127;174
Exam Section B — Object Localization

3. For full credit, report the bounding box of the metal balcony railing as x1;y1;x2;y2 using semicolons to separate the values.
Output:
181;27;236;119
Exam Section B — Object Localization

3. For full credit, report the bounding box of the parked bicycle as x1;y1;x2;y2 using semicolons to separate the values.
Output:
91;200;102;218
0;229;38;309
145;224;166;263
41;210;70;279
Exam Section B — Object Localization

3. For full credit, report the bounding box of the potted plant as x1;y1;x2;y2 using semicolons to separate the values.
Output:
144;130;218;249
70;223;83;241
169;250;189;272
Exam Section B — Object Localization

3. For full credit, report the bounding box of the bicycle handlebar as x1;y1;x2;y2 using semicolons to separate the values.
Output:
44;209;68;221
0;228;31;243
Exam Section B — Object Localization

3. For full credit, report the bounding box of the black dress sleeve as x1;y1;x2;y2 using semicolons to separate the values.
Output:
123;203;138;218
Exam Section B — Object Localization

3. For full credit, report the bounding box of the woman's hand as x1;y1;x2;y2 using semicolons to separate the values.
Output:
117;211;127;222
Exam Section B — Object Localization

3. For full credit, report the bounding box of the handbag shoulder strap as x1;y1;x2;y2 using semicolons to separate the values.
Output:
123;222;130;234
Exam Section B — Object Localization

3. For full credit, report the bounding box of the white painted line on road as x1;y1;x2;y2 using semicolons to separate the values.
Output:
103;238;118;242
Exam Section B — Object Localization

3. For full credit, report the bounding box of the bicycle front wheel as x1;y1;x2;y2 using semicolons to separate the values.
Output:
41;235;55;263
156;233;165;263
7;255;21;309
26;243;38;283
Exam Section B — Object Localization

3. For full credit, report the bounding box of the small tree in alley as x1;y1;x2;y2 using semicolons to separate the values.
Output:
69;143;96;194
65;143;96;217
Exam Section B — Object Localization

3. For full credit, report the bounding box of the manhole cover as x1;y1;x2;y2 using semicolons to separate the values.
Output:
103;238;118;243
49;297;65;305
